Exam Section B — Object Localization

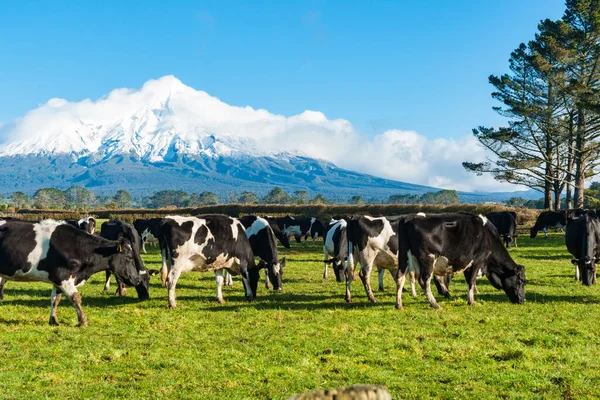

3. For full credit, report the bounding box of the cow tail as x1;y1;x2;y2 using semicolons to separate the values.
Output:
398;218;410;275
346;219;357;276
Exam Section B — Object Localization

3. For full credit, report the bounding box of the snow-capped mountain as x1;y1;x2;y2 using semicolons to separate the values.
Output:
0;76;536;202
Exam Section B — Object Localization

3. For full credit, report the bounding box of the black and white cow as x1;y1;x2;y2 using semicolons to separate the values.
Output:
396;213;526;310
487;211;518;248
0;219;148;326
133;218;163;254
239;215;286;290
159;214;259;307
530;211;568;238
565;213;600;286
264;217;291;248
344;215;417;303
101;220;152;298
64;217;96;235
279;216;324;245
323;219;348;282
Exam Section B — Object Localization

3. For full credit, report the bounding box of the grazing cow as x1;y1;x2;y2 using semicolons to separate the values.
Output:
64;217;96;235
487;211;518;248
279;216;324;245
101;220;152;298
323;219;348;282
344;215;417;303
396;213;526;310
160;214;259;307
530;211;570;238
263;217;291;248
0;216;96;299
133;218;163;254
565;213;600;286
0;219;148;326
239;215;286;290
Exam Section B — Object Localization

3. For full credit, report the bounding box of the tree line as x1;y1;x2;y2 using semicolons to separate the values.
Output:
0;186;460;211
464;0;600;210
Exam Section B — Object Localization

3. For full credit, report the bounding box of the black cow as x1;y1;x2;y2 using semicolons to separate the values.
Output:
64;217;96;235
264;217;291;248
530;211;571;238
159;214;259;307
133;218;163;254
279;216;325;245
323;219;348;282
101;220;152;298
565;213;600;286
487;211;518;248
396;213;526;309
344;215;417;303
239;215;286;290
0;219;148;326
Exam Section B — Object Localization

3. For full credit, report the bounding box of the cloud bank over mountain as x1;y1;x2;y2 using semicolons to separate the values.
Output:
0;75;515;193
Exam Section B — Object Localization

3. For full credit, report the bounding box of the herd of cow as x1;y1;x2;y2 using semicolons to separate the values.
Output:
0;208;595;326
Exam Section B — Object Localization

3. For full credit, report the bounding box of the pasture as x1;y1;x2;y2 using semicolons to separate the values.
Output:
0;231;599;399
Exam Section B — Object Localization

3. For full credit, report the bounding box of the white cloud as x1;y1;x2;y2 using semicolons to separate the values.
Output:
0;75;523;193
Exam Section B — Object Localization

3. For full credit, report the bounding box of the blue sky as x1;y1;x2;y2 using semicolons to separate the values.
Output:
0;0;565;140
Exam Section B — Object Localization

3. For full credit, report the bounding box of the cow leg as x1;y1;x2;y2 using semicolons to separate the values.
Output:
395;269;406;309
264;266;270;289
103;271;111;291
575;264;580;281
142;241;147;254
225;271;233;286
345;244;357;303
115;280;127;297
161;248;169;287
377;268;385;292
48;286;63;325
409;270;417;297
359;250;377;303
167;265;184;309
434;275;451;298
59;279;88;327
323;246;329;279
418;259;440;309
215;270;225;304
543;227;548;238
0;277;5;300
464;267;479;306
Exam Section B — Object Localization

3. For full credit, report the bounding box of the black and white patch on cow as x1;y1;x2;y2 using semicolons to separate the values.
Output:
323;219;348;282
239;215;286;291
264;217;291;248
133;218;163;254
160;214;258;307
0;219;146;326
344;215;417;303
565;213;600;286
396;213;526;310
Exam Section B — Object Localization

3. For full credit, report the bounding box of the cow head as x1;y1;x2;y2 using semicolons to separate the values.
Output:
530;227;538;239
108;237;150;299
571;257;598;286
486;264;526;304
325;257;345;282
265;257;286;291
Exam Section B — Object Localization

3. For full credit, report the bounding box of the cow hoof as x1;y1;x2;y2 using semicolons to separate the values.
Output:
442;293;451;299
77;320;88;327
395;304;403;310
368;297;377;303
378;287;384;292
217;298;225;304
345;297;352;303
246;296;255;302
468;301;477;306
49;318;59;326
277;288;283;292
431;304;442;310
168;304;177;309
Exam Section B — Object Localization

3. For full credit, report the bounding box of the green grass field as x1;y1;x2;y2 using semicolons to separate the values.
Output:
1;232;599;399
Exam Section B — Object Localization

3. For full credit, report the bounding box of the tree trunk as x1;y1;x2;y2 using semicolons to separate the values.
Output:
574;109;586;209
